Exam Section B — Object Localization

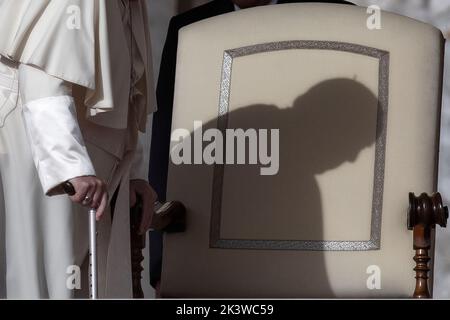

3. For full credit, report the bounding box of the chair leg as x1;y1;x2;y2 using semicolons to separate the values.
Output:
408;192;448;298
129;199;187;298
130;198;146;299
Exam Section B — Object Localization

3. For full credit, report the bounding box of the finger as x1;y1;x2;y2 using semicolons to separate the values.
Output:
69;182;90;204
130;188;137;208
81;184;96;207
150;187;158;204
82;189;95;207
139;192;155;235
91;181;104;209
139;209;154;235
96;192;108;221
139;198;150;234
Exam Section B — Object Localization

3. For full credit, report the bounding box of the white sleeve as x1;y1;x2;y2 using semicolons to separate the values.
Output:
129;114;153;181
19;64;96;195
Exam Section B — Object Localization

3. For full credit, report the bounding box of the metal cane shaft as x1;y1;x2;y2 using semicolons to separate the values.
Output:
89;208;98;299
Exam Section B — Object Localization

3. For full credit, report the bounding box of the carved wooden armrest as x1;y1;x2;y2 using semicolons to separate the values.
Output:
408;192;448;298
151;201;187;233
130;199;186;298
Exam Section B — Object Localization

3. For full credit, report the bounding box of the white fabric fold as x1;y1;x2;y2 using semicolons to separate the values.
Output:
22;95;96;194
130;114;153;181
0;0;156;131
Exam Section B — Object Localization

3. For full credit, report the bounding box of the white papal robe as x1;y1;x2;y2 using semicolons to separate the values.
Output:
0;0;156;299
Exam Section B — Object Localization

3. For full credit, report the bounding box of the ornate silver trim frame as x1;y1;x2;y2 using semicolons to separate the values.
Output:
210;40;389;251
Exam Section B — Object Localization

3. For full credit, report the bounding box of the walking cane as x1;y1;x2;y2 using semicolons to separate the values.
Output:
88;207;98;299
64;182;186;299
63;182;98;300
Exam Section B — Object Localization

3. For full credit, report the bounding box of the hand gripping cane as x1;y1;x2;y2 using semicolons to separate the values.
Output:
64;181;187;299
63;181;98;299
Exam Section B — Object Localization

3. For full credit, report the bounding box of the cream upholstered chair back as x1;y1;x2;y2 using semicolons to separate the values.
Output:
161;3;445;298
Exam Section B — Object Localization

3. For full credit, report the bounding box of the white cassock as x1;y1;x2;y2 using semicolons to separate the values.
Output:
0;0;156;299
